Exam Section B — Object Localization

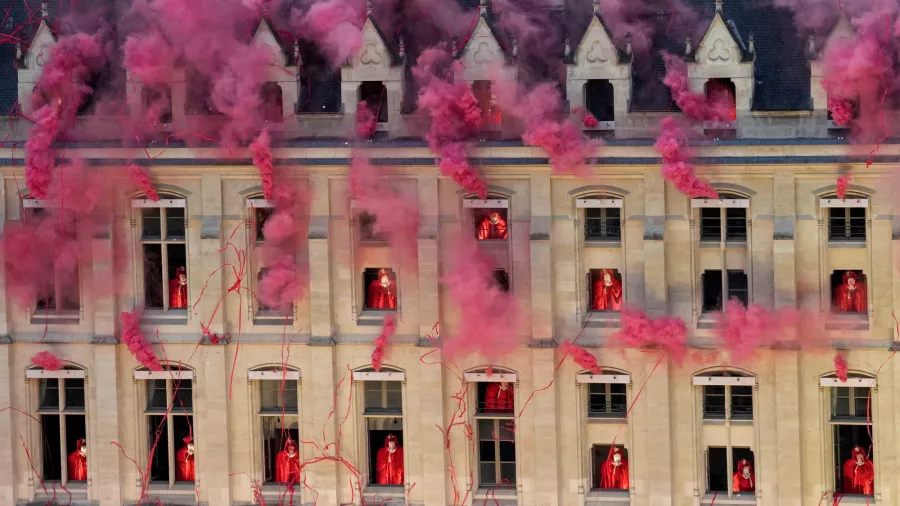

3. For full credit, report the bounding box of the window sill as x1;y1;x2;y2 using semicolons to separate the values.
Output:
587;414;627;424
586;489;630;504
30;310;80;325
147;482;197;493
142;309;189;326
37;481;87;494
584;239;622;248
357;309;399;326
833;494;875;504
474;486;516;499
584;311;621;328
261;482;302;494
826;312;869;331
702;492;756;505
363;485;404;496
699;240;747;249
359;239;389;247
253;312;293;326
702;417;753;425
827;240;867;248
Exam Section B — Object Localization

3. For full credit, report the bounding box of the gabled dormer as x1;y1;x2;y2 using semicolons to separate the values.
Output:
810;14;856;130
17;14;57;116
565;0;632;133
456;0;516;83
251;17;299;126
341;1;404;137
687;0;754;132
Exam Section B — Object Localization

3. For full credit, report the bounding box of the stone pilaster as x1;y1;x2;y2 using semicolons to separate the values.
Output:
530;174;552;340
308;174;333;340
529;350;560;505
773;172;797;308
196;173;224;334
0;341;15;505
303;345;340;505
417;175;439;337
197;345;231;505
774;352;802;506
415;350;446;506
643;170;667;315
90;343;121;506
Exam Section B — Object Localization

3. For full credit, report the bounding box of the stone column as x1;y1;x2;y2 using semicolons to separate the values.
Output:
643;170;667;315
90;343;121;506
530;174;552;340
196;173;224;335
198;345;231;504
773;352;802;506
308;174;333;340
773;172;797;308
303;345;340;505
415;350;446;506
0;340;15;505
417;175;439;337
529;350;560;505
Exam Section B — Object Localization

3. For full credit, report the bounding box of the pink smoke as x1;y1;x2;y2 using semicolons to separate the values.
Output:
356;101;377;139
612;309;689;363
835;352;849;382
413;47;488;198
293;0;365;68
128;164;160;201
836;172;853;199
251;130;275;200
715;300;829;361
560;340;602;374
120;311;162;371
31;350;63;371
123;31;176;85
349;157;418;264
662;52;733;122
592;0;700;55
828;96;855;126
371;314;397;372
442;237;521;360
654;117;717;198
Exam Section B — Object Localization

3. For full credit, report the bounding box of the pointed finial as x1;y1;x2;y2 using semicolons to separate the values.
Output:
625;32;632;56
293;39;302;67
715;0;723;13
808;31;816;57
366;0;374;16
685;34;692;56
564;37;571;58
262;0;269;14
479;0;488;16
398;35;406;63
40;2;48;19
15;42;21;61
593;0;601;16
747;32;754;54
511;36;518;60
451;35;459;57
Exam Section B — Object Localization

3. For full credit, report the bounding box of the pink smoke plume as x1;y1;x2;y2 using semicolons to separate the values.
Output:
120;311;162;371
356;102;377;139
128;164;160;201
654;118;717;198
828;96;855;126
31;351;63;371
413;47;488;198
612;309;689;363
251;130;275;200
820;25;885;136
292;0;365;68
662;52;734;122
349;157;418;264
715;300;829;361
123;31;176;85
371;314;398;372
560;340;602;374
591;0;700;55
836;172;853;199
442;237;520;360
572;107;600;129
835;352;849;383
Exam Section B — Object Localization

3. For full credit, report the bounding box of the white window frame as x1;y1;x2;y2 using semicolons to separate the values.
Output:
136;368;195;488
691;199;749;208
133;195;188;312
576;198;622;209
464;199;509;209
23;198;82;316
29;368;87;489
820;198;869;208
245;196;291;320
355;369;406;487
821;375;877;497
249;369;301;488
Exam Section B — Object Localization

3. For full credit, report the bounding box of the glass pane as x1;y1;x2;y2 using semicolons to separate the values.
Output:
143;244;164;309
479;440;496;462
833;394;851;418
173;380;192;411
39;379;59;410
480;462;497;486
283;381;298;410
261;415;300;483
478;419;495;440
364;382;383;411
65;415;87;481
499;463;517;485
148;415;169;482
141;208;162;240
40;414;61;480
385;382;402;411
854;393;870;418
704;386;726;419
65;379;85;410
261;382;280;411
255;208;271;242
499;440;515;461
167;244;188;309
147;379;168;411
610;393;628;414
166;207;186;240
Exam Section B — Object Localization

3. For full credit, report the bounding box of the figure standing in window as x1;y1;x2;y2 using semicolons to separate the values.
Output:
367;269;397;309
834;271;866;313
275;438;301;484
732;458;754;492
486;91;502;124
169;266;189;309
599;446;629;490
176;436;195;481
478;211;508;240
67;438;88;481
376;433;404;485
484;381;514;413
843;446;874;494
592;269;623;311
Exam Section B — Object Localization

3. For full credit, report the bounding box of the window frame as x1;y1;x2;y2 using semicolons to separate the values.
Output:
135;367;196;488
246;197;293;322
353;368;407;487
22;198;83;318
821;374;876;496
28;367;88;489
466;370;519;490
248;367;301;487
701;269;749;312
466;198;510;242
692;196;748;242
361;267;400;312
576;197;622;243
821;196;868;242
477;417;517;488
133;195;188;313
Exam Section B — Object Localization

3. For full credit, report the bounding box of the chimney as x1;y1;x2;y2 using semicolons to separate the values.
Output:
451;36;459;58
564;37;571;59
398;36;406;64
808;31;817;58
747;32;755;55
511;36;518;60
293;39;302;67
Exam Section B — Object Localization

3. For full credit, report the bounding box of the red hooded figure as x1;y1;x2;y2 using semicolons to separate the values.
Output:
175;436;195;481
67;438;88;481
843;446;874;494
599;446;629;490
477;211;508;240
732;458;754;492
484;382;514;413
367;269;397;309
169;266;189;308
592;269;623;311
375;433;404;485
834;271;866;313
275;438;301;484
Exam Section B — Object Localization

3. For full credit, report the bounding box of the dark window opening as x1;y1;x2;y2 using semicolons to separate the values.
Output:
591;445;629;490
701;270;748;311
359;212;383;242
827;96;860;124
260;82;283;123
140;198;187;311
474;207;509;241
40;414;62;480
142;85;173;124
830;270;867;314
472;80;501;126
185;70;220;115
147;379;168;412
706;447;728;493
38;378;59;410
261;416;299;484
172;415;194;482
147;414;169;482
477;381;515;415
478;418;516;487
705;79;736;122
732;449;755;494
254;207;271;242
297;43;341;113
363;268;397;310
831;385;871;421
260;379;299;413
584;206;621;241
703;385;726;419
367;424;404;485
360;81;388;123
364;380;402;414
829;207;866;241
834;425;873;495
77;63;113;116
730;385;753;420
699;198;747;241
584;80;615;123
588;382;626;418
493;269;510;292
589;269;623;312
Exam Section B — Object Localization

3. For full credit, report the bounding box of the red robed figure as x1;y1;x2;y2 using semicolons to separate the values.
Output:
834;271;866;313
592;269;623;311
477;211;508;240
367;269;397;309
275;438;301;484
484;382;514;413
169;266;189;308
67;438;88;481
732;458;755;492
843;446;874;494
376;433;404;485
175;436;195;481
599;446;629;490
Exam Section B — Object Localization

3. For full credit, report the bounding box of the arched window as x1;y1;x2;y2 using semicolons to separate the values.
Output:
134;192;187;312
820;372;875;496
822;192;867;242
464;367;517;488
21;196;81;317
134;365;195;485
260;82;283;123
249;365;300;484
353;366;405;486
142;85;173;124
27;365;87;484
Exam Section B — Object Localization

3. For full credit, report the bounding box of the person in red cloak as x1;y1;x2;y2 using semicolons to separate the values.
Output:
732;458;754;493
599;446;629;490
706;80;736;122
169;266;189;308
843;446;874;494
834;271;867;313
275;438;301;484
67;438;88;481
477;211;508;240
175;436;195;481
375;433;404;485
484;382;514;413
592;269;623;311
367;269;397;309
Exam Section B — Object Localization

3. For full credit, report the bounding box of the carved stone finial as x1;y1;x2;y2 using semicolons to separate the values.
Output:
715;0;723;13
564;37;571;58
262;0;269;14
479;0;488;16
366;0;374;16
15;42;21;61
511;36;518;60
747;32;755;54
293;39;302;67
808;31;816;57
593;0;601;16
398;35;406;63
40;2;48;19
625;32;632;56
451;35;459;57
685;34;692;56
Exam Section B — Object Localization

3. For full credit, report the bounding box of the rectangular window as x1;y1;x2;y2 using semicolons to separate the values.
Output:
706;447;728;492
829;207;866;241
831;386;870;421
699;208;722;241
359;81;388;123
253;207;272;243
699;204;747;241
591;445;629;490
361;379;404;486
477;381;515;415
589;269;623;312
474;208;509;241
478;418;516;487
703;385;753;421
833;425;873;495
363;268;398;310
35;376;87;484
587;383;627;418
257;379;299;484
830;270;867;314
359;212;384;242
139;201;188;311
584;80;615;123
364;381;402;415
702;270;748;311
25;204;80;314
492;269;510;293
727;271;749;307
584;207;621;241
142;85;173;124
143;375;195;484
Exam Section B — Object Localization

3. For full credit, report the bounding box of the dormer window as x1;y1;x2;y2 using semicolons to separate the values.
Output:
77;63;113;116
584;80;614;127
142;85;173;125
472;80;501;127
260;82;283;123
359;81;388;123
186;70;220;115
298;44;342;114
705;79;736;121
